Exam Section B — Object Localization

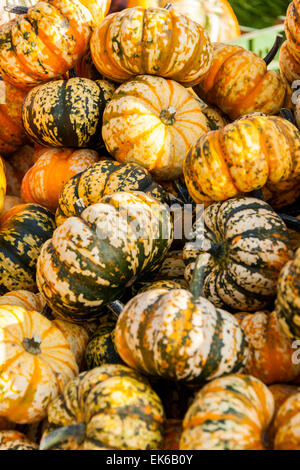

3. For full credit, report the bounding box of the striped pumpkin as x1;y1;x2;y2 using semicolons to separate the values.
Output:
274;392;300;449
0;431;38;450
21;147;100;211
115;287;248;383
268;384;300;447
180;374;275;450
55;159;170;225
37;191;173;323
184;115;300;208
90;6;212;86
85;317;124;369
0;304;78;424
22;78;115;149
40;364;165;450
0;203;55;294
0;0;111;88
279;1;300;84
102;75;211;180
184;197;292;312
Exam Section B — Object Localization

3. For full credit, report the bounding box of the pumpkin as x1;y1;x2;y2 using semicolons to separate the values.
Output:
55;159;170;226
162;419;182;450
0;80;28;156
0;304;78;424
0;430;38;450
115;287;248;383
0;203;55;294
90;6;212;86
235;311;300;384
4;145;35;196
0;0;111;88
180;374;275;450
194;42;290;120
40;364;165;450
0;290;89;367
21;78;115;149
85;317;124;369
183;197;292;312
37;191;173;323
279;1;300;84
183;115;300;208
137;279;188;294
102;75;211;180
0;157;6;214
21;147;100;211
273;391;300;449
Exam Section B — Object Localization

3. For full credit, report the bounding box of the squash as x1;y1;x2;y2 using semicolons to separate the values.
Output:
0;430;38;450
55;159;170;225
235;311;300;384
183;115;300;209
0;304;78;424
194;42;290;120
90;6;212;87
0;203;55;294
85;317;124;369
183;197;292;312
0;157;6;214
0;290;89;368
102;75;211;180
37;191;173;323
0;80;28;156
0;0;111;88
21;78;115;149
4;145;35;196
40;364;165;450
273;391;300;449
279;1;300;84
115;287;248;383
21;147;100;211
180;374;275;450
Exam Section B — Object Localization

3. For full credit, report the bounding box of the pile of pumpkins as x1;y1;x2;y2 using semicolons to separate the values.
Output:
1;0;300;451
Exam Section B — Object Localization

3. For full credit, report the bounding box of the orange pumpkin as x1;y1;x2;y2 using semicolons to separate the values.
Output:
273;392;300;449
21;148;100;211
279;1;300;84
0;430;38;450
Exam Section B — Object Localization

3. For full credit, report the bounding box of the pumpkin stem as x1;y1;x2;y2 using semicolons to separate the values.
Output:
280;108;297;127
4;6;28;14
74;198;86;217
107;300;124;319
163;3;173;10
160;106;176;125
190;253;208;298
278;213;300;232
263;34;283;65
39;422;86;450
22;335;42;355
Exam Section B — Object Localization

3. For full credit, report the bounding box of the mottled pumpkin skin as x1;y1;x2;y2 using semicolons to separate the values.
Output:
41;364;165;450
0;430;38;450
137;279;188;293
184;198;292;312
0;81;28;156
102;75;211;180
0;0;111;88
275;247;300;339
85;318;124;369
115;288;248;383
90;6;212;86
195;43;290;120
279;1;300;84
21;147;100;211
274;392;300;449
0;203;55;294
0;305;78;424
153;250;186;281
55;159;170;225
184;115;300;208
22;78;115;149
180;374;275;450
236;311;300;385
37;191;173;323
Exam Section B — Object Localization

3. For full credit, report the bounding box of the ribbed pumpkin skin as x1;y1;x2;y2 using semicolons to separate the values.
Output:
274;392;300;449
236;311;300;385
102;75;211;180
115;288;248;383
194;43;290;120
180;374;275;450
90;6;212;86
22;78;115;149
0;0;111;88
41;364;165;450
184;198;293;312
184;115;300;208
0;81;28;156
85;318;124;369
0;430;38;450
0;203;55;294
279;1;300;84
55;159;170;225
21;147;99;211
0;305;78;424
37;191;173;323
275;247;300;339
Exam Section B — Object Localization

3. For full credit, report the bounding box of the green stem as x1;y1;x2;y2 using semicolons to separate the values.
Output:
40;422;86;450
190;253;209;298
263;34;283;65
163;3;173;11
4;6;28;14
107;300;124;319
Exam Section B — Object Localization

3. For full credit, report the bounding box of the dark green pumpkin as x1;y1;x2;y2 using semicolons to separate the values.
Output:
85;317;124;369
21;78;115;150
